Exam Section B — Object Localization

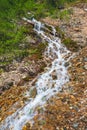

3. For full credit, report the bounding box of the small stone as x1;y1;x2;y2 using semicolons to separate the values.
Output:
0;89;3;95
22;125;27;130
76;62;81;67
0;118;2;121
82;72;85;75
84;57;87;62
28;71;35;76
73;123;79;128
69;106;73;109
51;70;57;80
19;68;26;73
38;120;46;125
74;28;80;32
20;101;24;106
84;65;87;70
63;127;67;130
30;87;37;98
84;8;87;12
56;127;59;130
64;62;69;67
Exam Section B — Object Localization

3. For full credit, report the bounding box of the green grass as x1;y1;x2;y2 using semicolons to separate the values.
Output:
0;0;46;55
63;38;78;51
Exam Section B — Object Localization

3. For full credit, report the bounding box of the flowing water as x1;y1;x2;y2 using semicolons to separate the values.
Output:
0;18;71;130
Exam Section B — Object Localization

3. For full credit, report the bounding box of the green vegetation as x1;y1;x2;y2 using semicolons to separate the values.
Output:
63;38;78;51
29;41;48;59
56;26;79;51
0;1;47;55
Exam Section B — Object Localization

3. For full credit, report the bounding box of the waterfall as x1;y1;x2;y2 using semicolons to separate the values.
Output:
0;18;71;130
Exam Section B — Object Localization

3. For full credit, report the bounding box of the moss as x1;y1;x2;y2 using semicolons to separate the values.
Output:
45;24;53;32
39;62;46;72
56;26;78;52
0;68;4;74
63;38;78;51
0;49;29;64
59;10;70;20
56;26;65;39
36;42;48;59
29;42;48;59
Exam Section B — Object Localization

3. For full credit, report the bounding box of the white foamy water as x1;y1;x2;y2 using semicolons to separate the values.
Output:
0;18;71;130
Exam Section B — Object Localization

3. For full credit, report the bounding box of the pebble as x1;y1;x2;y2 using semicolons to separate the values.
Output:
64;62;69;67
84;8;87;12
0;118;2;121
73;123;79;128
84;65;87;70
84;57;87;62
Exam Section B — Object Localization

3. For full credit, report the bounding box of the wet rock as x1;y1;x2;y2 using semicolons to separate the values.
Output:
38;119;46;125
22;75;30;81
16;57;23;62
30;87;37;98
58;5;64;10
22;125;27;130
73;123;79;129
84;57;87;62
25;36;36;44
22;122;31;130
37;107;44;114
0;82;13;92
28;71;35;77
51;70;57;80
52;75;57;80
19;67;26;73
64;62;69;67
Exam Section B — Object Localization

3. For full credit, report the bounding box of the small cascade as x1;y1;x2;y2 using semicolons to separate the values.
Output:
32;18;43;32
0;18;71;130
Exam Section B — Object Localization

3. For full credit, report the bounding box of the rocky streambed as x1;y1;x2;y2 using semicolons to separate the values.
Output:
0;17;73;130
0;5;87;130
29;46;87;130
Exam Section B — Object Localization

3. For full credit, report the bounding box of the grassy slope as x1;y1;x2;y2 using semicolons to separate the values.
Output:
0;0;46;67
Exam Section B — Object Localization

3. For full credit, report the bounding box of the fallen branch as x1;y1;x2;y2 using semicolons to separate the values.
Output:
22;17;34;26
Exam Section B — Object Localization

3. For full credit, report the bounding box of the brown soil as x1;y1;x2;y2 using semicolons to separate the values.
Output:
0;86;27;121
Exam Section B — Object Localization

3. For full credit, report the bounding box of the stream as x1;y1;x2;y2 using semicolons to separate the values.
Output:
0;18;72;130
